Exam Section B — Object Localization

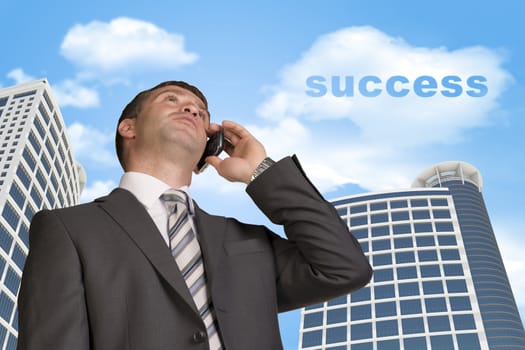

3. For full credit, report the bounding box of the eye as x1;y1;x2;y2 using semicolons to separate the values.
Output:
198;110;208;120
165;94;178;102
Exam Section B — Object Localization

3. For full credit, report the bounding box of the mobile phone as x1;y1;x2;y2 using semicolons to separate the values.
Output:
196;130;224;173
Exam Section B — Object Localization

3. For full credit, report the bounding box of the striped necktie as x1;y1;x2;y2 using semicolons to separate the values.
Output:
160;189;222;349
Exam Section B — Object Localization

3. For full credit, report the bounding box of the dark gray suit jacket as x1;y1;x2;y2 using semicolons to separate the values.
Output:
18;156;372;350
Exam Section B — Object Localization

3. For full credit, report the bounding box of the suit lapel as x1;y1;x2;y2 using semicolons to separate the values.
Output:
192;203;228;294
96;188;198;314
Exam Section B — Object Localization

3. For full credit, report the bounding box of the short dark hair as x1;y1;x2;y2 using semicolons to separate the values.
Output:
115;81;209;170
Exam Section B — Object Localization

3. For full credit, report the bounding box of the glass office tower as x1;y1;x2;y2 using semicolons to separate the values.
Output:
299;161;525;350
0;80;85;349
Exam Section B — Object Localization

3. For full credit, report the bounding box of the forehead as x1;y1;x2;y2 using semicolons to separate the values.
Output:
148;85;207;109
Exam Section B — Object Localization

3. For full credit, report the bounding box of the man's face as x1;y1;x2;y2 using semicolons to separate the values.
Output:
130;85;210;163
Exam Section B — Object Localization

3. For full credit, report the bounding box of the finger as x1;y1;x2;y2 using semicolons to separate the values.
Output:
207;123;222;137
205;155;222;170
222;120;252;140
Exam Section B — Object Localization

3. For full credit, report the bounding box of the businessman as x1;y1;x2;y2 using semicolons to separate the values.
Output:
18;80;372;350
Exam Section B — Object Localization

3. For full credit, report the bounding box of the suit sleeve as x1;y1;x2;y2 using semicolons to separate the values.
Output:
17;210;90;350
246;155;373;311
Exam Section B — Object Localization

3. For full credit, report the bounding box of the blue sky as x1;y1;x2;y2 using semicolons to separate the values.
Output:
1;1;524;348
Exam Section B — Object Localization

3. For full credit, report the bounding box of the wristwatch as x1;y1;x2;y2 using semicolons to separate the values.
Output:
250;157;275;182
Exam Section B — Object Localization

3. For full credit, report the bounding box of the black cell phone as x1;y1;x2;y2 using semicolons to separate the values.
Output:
196;130;224;173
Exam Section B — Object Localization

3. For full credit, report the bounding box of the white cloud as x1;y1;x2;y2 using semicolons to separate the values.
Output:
80;179;116;203
7;68;35;84
254;26;513;192
67;122;116;167
60;17;198;72
51;79;100;108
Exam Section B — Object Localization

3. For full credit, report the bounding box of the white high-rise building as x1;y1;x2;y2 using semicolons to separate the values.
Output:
0;79;85;349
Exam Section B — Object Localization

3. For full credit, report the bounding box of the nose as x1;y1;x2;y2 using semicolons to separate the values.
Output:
182;104;199;118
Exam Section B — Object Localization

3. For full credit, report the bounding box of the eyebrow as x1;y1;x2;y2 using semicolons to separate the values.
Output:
155;88;207;110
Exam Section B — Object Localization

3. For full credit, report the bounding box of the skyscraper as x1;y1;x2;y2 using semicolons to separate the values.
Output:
299;161;525;350
0;79;85;349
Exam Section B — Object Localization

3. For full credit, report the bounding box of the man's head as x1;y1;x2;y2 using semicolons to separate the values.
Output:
115;81;209;170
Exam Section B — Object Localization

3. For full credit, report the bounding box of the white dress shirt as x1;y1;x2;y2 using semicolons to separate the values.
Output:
119;172;196;247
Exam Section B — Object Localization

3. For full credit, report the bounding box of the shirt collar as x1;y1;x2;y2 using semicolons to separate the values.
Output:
119;172;195;215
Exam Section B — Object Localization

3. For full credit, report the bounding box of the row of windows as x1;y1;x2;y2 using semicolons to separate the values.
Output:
351;221;455;237
338;198;450;215
302;320;479;348
301;333;481;350
371;251;464;269
0;323;17;350
361;235;459;254
304;295;473;324
341;208;452;223
373;265;467;285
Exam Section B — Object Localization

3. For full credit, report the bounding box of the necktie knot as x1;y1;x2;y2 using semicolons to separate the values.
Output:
160;189;188;213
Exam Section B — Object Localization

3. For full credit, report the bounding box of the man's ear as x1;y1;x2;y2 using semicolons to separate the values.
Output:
118;118;136;139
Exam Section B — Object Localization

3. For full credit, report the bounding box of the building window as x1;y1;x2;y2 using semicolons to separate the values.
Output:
453;314;476;330
350;287;370;303
401;317;425;335
441;249;460;261
394;237;413;248
351;304;371;321
414;222;432;233
352;228;368;239
398;282;420;297
2;202;20;232
400;299;422;315
371;213;388;224
390;200;408;208
393;224;411;235
4;267;20;295
416;236;435;247
435;222;454;232
370;202;387;211
395;251;415;264
430;335;454;349
351;215;368;226
446;279;467;293
420;265;441;278
302;330;322;347
351;204;367;214
374;268;394;282
376;320;398;337
326;326;346;344
433;209;451;219
371;225;389;237
11;243;26;270
437;235;457;246
443;264;463;277
428;315;450;332
403;337;427;350
450;296;472;311
397;266;417;280
422;281;444;295
374;253;393;266
9;182;26;209
372;239;391;251
303;311;323;328
327;295;347;306
411;199;428;207
0;225;14;254
351;323;372;340
418;250;438;262
391;211;409;221
0;292;14;322
431;198;448;206
412;210;430;220
425;297;447;313
374;284;396;299
327;308;346;324
375;301;396;317
377;339;400;350
456;334;481;349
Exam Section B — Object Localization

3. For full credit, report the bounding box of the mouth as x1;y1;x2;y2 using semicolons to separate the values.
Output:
173;113;197;128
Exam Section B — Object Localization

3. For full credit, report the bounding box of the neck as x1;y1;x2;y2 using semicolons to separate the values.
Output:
126;158;194;189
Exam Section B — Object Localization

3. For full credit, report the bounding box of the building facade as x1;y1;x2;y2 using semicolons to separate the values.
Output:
0;80;85;349
299;161;525;350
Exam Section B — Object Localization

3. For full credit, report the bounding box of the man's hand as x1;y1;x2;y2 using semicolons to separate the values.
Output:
206;120;267;184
